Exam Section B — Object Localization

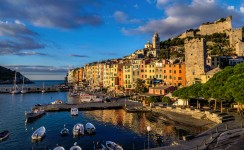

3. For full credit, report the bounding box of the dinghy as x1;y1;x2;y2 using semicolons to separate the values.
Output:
60;125;69;137
0;130;9;141
85;122;96;134
53;146;65;150
106;141;123;150
73;123;84;136
31;126;46;140
70;142;82;150
71;108;78;116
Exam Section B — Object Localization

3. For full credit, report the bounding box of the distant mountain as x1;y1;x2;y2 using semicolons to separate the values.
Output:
0;66;33;84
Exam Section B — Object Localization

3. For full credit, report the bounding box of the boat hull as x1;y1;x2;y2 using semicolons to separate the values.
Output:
0;130;9;141
31;126;46;140
73;123;84;136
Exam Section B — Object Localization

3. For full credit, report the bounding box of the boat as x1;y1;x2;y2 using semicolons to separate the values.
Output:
105;141;123;150
85;122;96;134
70;142;82;150
80;93;103;102
60;125;69;136
0;130;9;141
41;82;45;93
21;76;27;94
51;100;63;104
53;146;65;150
31;126;46;140
25;109;45;122
73;123;84;136
10;71;20;94
71;108;79;116
94;141;106;150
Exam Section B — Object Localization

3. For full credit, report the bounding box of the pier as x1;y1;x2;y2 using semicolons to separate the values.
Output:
33;99;144;112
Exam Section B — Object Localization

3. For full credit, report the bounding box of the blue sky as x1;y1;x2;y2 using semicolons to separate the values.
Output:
0;0;244;80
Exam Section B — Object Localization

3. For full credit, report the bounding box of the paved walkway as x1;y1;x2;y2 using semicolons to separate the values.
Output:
150;112;244;150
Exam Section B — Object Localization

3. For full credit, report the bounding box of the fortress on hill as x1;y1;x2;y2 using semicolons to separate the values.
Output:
179;16;244;56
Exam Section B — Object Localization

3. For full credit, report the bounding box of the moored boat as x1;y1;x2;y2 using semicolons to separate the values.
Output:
60;125;69;137
70;142;82;150
85;122;96;134
71;108;78;116
51;100;63;104
73;123;84;136
53;146;65;150
0;130;10;141
25;109;45;121
105;141;123;150
31;126;46;140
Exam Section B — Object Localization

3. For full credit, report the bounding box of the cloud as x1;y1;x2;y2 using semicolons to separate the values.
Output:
122;0;244;39
16;51;50;56
0;21;45;55
0;0;103;29
134;4;139;9
227;6;235;10
4;65;69;74
69;54;89;58
240;7;244;13
114;11;142;24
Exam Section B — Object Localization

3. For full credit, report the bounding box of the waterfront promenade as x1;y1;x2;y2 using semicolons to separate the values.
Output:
150;108;244;150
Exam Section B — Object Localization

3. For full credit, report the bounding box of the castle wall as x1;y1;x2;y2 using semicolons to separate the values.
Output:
235;42;244;56
230;28;243;47
185;38;207;86
198;16;232;35
179;31;195;39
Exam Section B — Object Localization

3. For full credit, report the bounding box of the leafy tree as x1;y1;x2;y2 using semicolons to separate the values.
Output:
134;78;148;93
158;49;170;59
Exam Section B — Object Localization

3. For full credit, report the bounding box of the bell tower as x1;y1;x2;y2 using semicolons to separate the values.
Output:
152;32;160;50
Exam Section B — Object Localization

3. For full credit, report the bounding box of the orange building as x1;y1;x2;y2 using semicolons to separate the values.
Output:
162;63;186;87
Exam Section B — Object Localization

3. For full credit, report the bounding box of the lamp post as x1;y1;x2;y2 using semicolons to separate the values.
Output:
147;126;152;150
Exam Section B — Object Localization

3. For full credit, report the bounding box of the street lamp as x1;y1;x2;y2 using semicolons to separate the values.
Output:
147;126;152;150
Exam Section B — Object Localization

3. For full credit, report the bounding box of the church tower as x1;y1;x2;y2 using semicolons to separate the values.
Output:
152;32;160;50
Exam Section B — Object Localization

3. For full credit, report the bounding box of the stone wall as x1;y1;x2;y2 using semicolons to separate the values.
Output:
179;31;195;39
235;42;244;56
197;16;232;35
230;28;243;47
185;38;207;86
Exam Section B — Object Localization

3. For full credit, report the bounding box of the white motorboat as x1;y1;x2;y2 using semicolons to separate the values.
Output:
51;100;63;104
71;108;78;116
41;82;45;93
53;146;65;150
105;141;123;150
60;125;69;136
70;142;82;150
31;126;46;140
25;109;45;122
85;122;96;134
73;123;84;136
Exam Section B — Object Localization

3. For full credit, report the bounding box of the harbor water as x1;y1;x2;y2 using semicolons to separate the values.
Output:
0;81;177;150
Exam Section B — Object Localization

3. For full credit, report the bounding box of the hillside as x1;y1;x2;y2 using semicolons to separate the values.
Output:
0;66;33;84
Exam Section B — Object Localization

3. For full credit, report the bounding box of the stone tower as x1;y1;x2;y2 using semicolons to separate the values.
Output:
185;38;207;86
152;32;160;50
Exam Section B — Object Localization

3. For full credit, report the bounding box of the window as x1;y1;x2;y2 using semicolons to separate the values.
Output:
169;70;172;73
174;70;176;74
179;70;182;73
178;77;182;80
142;75;144;78
164;70;166;73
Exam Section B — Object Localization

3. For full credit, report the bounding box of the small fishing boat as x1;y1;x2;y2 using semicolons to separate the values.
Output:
106;141;123;150
73;123;84;136
71;108;78;116
70;142;82;150
51;100;63;104
60;125;69;136
31;126;46;140
53;146;65;150
85;122;96;134
41;82;45;93
0;130;9;141
94;141;106;150
25;109;45;121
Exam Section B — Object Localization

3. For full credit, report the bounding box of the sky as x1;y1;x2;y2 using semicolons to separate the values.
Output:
0;0;244;80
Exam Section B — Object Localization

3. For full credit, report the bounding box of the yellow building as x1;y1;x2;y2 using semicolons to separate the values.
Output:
123;62;133;90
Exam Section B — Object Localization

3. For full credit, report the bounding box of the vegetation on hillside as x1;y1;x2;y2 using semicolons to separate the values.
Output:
172;63;244;111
